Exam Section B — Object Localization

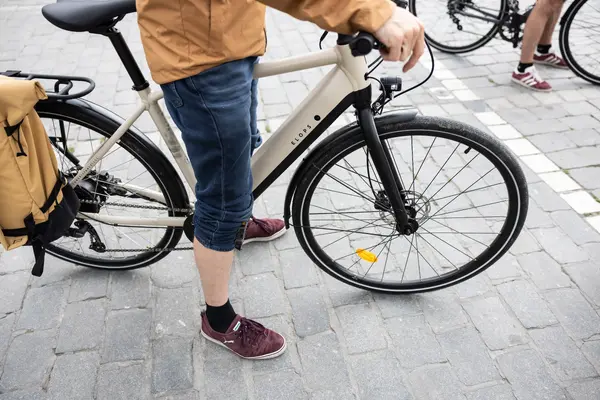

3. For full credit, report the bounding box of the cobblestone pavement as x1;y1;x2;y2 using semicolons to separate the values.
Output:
1;1;600;399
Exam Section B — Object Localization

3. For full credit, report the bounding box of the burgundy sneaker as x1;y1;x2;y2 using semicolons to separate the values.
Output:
243;216;287;244
533;50;569;69
512;66;552;92
201;313;287;359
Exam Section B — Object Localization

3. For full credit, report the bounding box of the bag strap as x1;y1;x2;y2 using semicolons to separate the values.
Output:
1;176;65;277
4;120;23;136
40;175;65;214
5;120;27;157
24;214;45;277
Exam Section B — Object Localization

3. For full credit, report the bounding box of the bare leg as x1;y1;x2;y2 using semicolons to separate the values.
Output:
539;2;564;45
194;238;233;307
520;0;560;63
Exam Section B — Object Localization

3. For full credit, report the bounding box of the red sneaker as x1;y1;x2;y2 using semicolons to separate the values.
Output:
511;66;552;92
243;216;287;244
533;50;569;69
201;313;287;359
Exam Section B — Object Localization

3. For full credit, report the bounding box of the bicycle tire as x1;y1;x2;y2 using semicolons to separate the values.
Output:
409;0;507;54
35;99;190;270
559;0;600;85
291;114;528;294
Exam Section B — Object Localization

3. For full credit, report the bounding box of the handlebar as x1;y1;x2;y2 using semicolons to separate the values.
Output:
336;0;408;57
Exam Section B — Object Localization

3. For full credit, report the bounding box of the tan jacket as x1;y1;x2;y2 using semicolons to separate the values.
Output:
136;0;395;84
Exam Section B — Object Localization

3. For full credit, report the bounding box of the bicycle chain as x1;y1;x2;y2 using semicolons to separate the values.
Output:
77;199;194;253
79;199;193;214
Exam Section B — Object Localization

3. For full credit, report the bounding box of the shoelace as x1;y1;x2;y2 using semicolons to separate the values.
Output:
237;318;268;348
528;67;544;83
250;216;272;232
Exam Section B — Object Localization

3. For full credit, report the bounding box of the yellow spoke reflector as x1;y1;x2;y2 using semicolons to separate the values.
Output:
356;248;378;263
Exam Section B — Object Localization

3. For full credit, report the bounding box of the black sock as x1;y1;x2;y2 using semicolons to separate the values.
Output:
537;44;551;54
206;300;237;333
517;62;533;73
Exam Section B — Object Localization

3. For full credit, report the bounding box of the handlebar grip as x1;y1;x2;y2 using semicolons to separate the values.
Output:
392;0;408;8
350;32;376;56
344;0;407;57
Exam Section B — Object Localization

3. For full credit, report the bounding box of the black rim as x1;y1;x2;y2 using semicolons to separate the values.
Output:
37;111;184;268
411;0;506;53
560;0;600;85
297;126;523;292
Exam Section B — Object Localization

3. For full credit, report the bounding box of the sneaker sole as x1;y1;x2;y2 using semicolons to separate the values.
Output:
511;77;552;92
201;329;287;359
242;227;288;245
534;60;570;70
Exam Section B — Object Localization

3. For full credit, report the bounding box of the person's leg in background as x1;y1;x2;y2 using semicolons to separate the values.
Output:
512;0;567;91
161;58;286;359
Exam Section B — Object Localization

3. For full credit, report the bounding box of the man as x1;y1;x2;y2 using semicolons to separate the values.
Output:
512;0;568;91
137;0;424;359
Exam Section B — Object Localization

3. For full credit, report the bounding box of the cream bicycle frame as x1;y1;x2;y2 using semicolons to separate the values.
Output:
72;45;370;228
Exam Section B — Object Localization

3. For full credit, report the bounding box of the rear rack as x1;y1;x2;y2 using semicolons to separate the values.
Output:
0;70;95;100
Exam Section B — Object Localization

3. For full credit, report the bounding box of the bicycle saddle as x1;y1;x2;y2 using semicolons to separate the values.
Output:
42;0;136;33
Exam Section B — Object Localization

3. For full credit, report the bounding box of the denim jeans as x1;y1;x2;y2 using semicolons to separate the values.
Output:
161;57;261;251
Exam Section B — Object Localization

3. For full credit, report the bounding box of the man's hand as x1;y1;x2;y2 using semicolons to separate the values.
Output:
374;7;425;72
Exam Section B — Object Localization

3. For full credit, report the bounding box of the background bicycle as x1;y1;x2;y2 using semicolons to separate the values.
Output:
1;1;599;399
409;0;600;85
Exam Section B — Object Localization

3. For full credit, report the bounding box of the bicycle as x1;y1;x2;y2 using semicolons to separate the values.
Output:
3;0;528;294
409;0;600;85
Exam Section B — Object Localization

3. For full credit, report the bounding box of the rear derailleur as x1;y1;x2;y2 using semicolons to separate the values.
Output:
67;220;106;253
447;0;473;30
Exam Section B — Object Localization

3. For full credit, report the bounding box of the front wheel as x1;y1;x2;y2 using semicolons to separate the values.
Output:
559;0;600;85
291;114;528;294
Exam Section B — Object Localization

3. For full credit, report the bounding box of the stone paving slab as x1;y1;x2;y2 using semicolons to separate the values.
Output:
1;1;600;399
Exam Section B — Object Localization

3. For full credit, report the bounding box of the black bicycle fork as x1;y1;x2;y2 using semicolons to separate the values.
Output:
354;90;416;235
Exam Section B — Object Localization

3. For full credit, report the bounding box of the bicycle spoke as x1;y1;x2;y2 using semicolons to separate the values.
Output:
311;204;381;225
421;167;493;221
315;186;373;201
415;233;422;279
410;135;416;192
416;233;458;271
432;199;507;218
310;210;383;215
400;235;414;283
423;218;494;248
431;181;503;202
385;141;407;190
310;225;393;238
429;215;506;220
364;148;385;192
379;238;393;282
333;235;396;263
311;163;377;204
419;226;473;260
362;233;396;278
413;143;460;204
408;137;437;192
337;159;383;187
415;153;480;214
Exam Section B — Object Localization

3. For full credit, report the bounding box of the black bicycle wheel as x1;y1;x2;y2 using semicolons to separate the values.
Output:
35;100;191;270
292;115;528;294
409;0;506;53
559;0;600;85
